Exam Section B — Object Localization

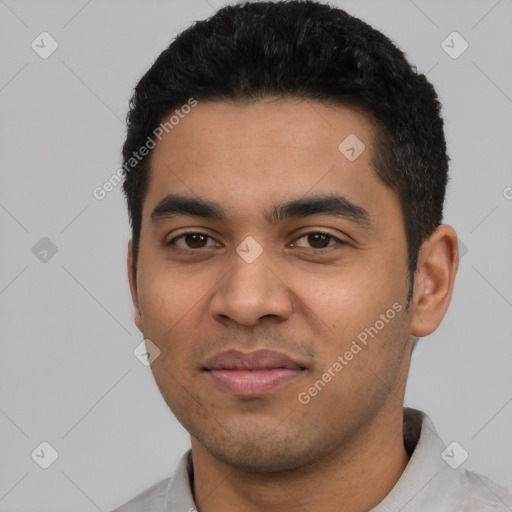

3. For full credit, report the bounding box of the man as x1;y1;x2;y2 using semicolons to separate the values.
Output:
113;1;512;510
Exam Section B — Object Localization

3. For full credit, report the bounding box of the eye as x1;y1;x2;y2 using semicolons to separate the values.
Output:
291;231;345;250
168;232;219;249
166;231;345;252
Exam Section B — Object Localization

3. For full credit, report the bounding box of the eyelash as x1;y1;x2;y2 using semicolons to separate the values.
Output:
166;231;346;252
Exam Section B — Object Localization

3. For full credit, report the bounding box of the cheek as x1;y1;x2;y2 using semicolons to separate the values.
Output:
299;270;383;330
137;258;206;342
302;258;407;357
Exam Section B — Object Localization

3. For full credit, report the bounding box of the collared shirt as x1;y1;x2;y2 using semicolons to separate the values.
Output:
111;408;512;511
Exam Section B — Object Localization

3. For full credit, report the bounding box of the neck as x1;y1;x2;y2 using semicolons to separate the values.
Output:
190;402;410;512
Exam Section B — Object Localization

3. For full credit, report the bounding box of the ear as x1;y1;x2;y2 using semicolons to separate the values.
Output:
127;240;144;332
410;225;459;338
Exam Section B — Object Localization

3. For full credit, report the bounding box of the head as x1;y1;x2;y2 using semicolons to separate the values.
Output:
123;1;458;472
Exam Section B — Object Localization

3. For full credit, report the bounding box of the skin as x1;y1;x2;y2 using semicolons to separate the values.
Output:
127;98;459;512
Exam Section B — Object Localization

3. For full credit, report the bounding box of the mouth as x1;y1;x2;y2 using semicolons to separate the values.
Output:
203;349;307;397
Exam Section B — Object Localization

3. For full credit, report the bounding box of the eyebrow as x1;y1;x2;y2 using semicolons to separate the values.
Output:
150;193;373;229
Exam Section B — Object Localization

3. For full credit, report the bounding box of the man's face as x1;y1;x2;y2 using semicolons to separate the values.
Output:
129;99;415;472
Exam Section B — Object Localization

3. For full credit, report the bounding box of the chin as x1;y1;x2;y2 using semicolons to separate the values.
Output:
208;445;308;473
195;427;336;474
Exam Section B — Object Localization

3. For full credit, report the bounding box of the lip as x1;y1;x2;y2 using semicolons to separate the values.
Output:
203;349;306;397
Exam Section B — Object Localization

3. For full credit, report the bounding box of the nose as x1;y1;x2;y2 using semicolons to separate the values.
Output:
209;248;293;327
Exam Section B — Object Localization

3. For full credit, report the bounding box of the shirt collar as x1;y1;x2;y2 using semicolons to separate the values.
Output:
371;407;450;511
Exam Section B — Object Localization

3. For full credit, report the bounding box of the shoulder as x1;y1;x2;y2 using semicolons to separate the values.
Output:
110;478;173;512
383;409;512;511
459;470;512;511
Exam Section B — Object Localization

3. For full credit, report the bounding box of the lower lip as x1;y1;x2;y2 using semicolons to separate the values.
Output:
207;368;304;396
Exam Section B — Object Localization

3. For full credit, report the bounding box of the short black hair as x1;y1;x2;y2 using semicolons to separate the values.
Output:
122;0;449;307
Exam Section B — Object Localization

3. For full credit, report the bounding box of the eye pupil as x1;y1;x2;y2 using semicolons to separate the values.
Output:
186;233;207;248
308;233;330;248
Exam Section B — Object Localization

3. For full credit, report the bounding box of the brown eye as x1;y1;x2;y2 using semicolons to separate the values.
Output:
293;232;343;250
306;233;331;248
184;234;208;248
168;233;217;249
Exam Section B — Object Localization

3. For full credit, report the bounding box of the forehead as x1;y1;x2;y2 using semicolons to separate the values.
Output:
150;99;375;168
143;99;399;230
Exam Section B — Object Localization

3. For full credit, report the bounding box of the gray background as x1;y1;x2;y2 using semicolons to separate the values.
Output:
1;0;511;510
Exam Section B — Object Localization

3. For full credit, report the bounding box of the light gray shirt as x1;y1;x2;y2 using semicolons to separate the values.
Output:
112;408;512;511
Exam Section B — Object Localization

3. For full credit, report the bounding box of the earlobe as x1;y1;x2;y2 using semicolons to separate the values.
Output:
410;225;459;338
127;240;144;332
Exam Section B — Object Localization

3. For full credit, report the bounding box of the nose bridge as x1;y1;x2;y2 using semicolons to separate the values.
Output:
209;242;293;326
231;244;275;294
